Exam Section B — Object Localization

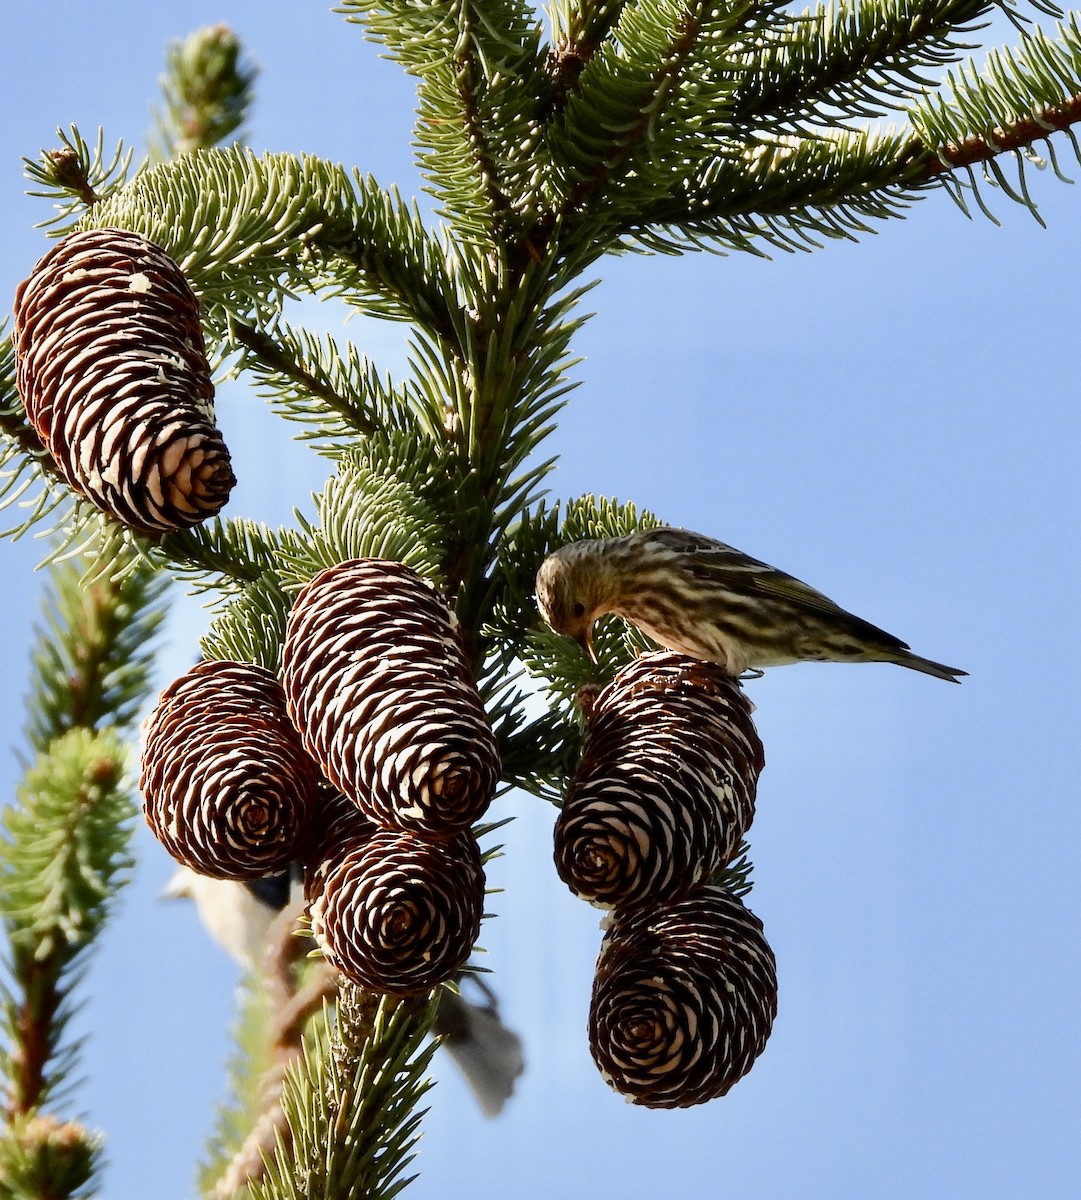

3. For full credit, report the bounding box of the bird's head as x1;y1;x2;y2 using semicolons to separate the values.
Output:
535;544;601;660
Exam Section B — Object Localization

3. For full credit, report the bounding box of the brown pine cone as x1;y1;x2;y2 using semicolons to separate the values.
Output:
281;559;500;833
554;652;762;908
589;886;777;1108
141;660;319;879
301;786;378;902
306;827;485;995
12;228;234;535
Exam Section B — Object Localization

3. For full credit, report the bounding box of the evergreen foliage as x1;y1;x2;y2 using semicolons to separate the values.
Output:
1;3;1079;1196
249;989;438;1200
23;556;166;752
151;24;258;160
0;545;164;1180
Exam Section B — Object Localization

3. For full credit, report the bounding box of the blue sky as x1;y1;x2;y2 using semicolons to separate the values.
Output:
1;4;1080;1198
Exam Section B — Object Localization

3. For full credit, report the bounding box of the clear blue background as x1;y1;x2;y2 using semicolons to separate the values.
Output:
1;4;1079;1197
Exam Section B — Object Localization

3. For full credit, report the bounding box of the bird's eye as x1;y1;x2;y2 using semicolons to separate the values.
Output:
572;602;586;618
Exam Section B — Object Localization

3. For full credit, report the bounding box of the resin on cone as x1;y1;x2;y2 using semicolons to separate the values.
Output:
12;228;234;535
282;558;500;833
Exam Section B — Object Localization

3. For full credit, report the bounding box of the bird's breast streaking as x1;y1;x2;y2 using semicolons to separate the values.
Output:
535;527;966;682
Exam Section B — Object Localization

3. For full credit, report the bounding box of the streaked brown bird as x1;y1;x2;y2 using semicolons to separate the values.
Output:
535;527;966;683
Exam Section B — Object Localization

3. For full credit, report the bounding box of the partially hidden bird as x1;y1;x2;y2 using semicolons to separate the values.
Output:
164;866;526;1116
535;527;966;682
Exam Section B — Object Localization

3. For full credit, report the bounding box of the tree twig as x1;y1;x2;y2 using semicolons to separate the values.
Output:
917;92;1081;178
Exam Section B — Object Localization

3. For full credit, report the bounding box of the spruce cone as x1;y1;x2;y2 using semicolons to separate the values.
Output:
589;886;777;1108
554;652;762;908
12;228;234;535
307;827;485;995
282;559;500;833
141;660;319;880
302;786;378;901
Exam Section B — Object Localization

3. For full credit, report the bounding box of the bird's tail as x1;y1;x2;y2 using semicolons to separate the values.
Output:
897;650;967;683
435;990;525;1117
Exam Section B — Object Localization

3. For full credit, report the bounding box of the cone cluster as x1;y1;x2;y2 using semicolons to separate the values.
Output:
139;559;497;996
12;228;234;535
283;559;494;993
553;651;775;1107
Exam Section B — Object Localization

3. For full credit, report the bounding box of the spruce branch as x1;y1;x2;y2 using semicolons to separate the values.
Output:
24;551;166;752
420;257;590;673
0;532;161;1153
21;126;134;234
232;320;440;449
5;4;1080;1195
233;320;379;439
285;446;451;586
78;151;460;341
200;573;295;673
0;435;98;548
157;518;288;592
328;179;463;342
339;0;550;238
0;728;132;1122
250;986;438;1200
544;2;1081;253
548;0;630;91
627;125;920;254
545;0;786;244
494;704;582;801
907;17;1081;206
0;1113;101;1200
0;539;162;1125
152;25;258;160
725;0;995;132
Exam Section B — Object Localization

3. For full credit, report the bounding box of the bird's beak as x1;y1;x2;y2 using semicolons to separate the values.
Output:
576;625;597;663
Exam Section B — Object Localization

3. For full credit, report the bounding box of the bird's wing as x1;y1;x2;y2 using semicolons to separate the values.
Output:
244;870;295;912
649;528;908;645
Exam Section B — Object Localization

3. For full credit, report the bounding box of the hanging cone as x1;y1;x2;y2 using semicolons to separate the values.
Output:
589;885;777;1108
282;558;500;833
554;652;762;909
141;660;319;880
306;827;485;995
12;228;234;535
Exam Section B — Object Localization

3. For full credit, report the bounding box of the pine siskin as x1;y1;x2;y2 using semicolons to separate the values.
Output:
535;527;966;682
